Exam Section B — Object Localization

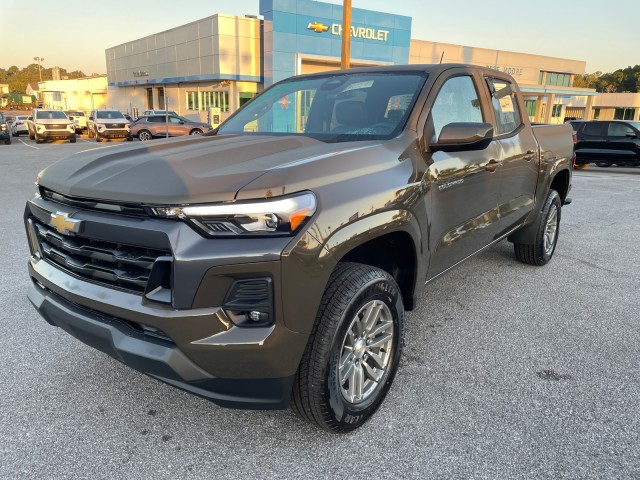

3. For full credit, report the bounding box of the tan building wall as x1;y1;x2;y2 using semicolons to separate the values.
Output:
38;76;108;112
409;39;586;86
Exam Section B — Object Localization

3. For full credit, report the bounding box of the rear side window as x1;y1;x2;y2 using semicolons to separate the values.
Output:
608;123;634;137
430;75;484;141
582;122;607;136
147;116;164;123
487;78;522;135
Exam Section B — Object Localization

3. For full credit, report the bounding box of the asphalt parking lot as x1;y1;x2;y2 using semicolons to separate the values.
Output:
0;138;639;479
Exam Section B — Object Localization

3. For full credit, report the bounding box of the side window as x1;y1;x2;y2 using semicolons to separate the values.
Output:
431;76;483;142
169;116;183;123
608;123;634;137
487;78;522;135
147;116;163;123
583;122;607;136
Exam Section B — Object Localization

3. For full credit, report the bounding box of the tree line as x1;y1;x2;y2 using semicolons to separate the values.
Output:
0;64;87;93
573;65;640;93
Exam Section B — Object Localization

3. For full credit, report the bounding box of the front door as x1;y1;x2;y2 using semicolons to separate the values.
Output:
425;72;502;279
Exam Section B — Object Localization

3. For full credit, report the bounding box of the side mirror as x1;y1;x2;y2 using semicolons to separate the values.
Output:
625;132;637;139
429;122;494;152
68;116;74;120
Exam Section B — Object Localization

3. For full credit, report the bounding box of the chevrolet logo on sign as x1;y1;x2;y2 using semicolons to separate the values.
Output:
50;211;83;235
307;22;329;33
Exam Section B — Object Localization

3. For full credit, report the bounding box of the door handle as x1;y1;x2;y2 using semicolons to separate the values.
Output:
485;159;500;172
524;150;536;161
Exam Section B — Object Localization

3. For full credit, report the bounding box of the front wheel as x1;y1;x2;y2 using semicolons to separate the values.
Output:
291;263;404;433
514;189;561;266
573;163;589;170
596;162;610;168
138;130;152;141
189;129;203;135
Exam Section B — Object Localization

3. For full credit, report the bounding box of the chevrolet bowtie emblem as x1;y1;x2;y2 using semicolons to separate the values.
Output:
50;211;83;235
307;22;329;33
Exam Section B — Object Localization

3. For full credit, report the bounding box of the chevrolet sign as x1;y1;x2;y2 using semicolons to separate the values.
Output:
307;21;390;42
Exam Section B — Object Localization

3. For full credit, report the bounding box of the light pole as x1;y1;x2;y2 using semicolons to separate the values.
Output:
33;56;44;81
341;0;352;69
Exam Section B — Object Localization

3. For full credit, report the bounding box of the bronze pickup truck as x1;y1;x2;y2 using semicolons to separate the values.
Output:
24;64;574;433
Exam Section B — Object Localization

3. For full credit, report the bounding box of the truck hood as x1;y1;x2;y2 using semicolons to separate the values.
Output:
37;134;367;204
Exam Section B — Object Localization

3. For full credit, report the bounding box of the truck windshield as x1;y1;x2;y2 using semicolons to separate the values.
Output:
218;71;427;142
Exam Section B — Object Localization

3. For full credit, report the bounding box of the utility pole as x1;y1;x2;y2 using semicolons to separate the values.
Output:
340;0;352;69
33;56;44;81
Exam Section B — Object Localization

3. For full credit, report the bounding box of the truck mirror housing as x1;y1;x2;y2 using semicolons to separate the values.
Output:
429;122;494;152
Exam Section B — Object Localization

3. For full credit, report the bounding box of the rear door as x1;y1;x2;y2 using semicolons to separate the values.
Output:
423;69;503;279
575;121;609;161
484;76;539;234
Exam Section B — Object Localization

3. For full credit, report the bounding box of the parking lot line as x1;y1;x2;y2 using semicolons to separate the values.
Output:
16;138;39;149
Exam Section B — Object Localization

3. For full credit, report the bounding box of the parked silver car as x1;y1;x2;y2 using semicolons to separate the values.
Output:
10;115;30;136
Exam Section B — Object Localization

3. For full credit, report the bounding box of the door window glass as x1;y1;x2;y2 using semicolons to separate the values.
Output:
608;123;634;137
430;76;483;141
582;122;607;136
487;78;522;135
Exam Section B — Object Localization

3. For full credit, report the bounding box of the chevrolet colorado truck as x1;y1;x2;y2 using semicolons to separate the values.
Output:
25;65;573;433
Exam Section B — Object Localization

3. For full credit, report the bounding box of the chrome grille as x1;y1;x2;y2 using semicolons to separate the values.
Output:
31;219;171;294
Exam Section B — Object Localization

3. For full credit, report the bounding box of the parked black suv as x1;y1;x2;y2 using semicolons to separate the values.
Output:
572;120;640;167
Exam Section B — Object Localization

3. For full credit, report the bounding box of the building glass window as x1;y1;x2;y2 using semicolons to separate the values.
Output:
552;104;563;118
525;100;537;117
239;92;256;107
541;71;571;87
593;108;600;120
614;108;635;120
188;91;229;112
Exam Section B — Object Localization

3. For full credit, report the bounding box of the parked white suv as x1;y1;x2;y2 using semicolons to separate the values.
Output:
27;109;76;143
87;110;133;142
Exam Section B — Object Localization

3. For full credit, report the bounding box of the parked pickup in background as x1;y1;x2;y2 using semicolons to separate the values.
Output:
25;64;573;433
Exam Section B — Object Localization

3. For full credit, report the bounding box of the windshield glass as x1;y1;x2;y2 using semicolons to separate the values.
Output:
36;111;67;120
218;71;427;142
97;111;125;119
629;122;640;129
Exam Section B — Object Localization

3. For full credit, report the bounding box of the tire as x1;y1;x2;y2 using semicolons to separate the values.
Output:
4;138;10;145
35;133;43;144
126;135;133;141
573;163;589;170
95;130;102;142
87;127;93;138
29;131;34;140
70;136;76;143
291;262;404;433
514;189;561;266
189;129;203;135
138;130;152;141
596;162;610;168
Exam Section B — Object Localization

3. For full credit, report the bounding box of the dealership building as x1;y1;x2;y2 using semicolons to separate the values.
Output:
105;0;603;124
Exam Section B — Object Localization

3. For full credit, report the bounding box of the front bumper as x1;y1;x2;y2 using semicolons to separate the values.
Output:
98;129;131;138
28;280;295;408
39;130;75;140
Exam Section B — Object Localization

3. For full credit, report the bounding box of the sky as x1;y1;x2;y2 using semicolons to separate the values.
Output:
3;0;639;75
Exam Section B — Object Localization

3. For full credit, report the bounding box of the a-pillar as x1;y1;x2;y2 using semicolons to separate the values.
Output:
544;93;556;124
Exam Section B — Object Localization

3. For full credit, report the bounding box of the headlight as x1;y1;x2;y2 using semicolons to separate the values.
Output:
150;192;317;237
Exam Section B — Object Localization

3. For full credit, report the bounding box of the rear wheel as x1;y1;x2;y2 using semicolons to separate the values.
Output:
596;162;610;167
4;138;10;145
291;262;404;433
189;128;203;135
70;135;76;143
514;189;561;266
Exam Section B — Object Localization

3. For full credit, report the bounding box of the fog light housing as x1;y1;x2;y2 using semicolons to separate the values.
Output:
223;278;273;327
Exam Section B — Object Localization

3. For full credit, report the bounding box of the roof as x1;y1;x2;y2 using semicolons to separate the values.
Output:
27;83;39;91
